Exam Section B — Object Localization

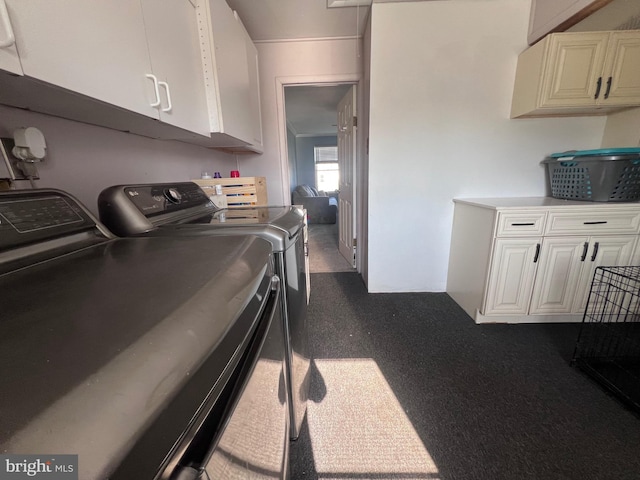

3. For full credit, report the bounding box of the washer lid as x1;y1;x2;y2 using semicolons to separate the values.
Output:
0;234;272;479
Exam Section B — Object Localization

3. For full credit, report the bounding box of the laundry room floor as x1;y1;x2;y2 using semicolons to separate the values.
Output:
290;272;640;480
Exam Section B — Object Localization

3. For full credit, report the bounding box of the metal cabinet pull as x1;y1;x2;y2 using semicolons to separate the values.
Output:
0;0;16;49
512;223;535;226
590;242;599;262
583;221;607;225
145;74;161;108
581;242;589;262
158;81;173;112
604;76;612;99
533;243;541;263
594;77;602;99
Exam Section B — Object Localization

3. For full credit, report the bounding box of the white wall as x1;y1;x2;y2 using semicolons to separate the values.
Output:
366;0;608;293
601;108;640;147
0;105;233;215
244;38;363;206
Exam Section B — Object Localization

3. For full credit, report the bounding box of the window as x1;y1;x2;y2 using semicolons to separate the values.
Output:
314;146;339;192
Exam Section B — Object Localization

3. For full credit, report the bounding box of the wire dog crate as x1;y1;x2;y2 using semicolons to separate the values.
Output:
572;266;640;412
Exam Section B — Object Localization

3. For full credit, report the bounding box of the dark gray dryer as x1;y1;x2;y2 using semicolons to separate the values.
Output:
0;189;289;479
98;182;310;441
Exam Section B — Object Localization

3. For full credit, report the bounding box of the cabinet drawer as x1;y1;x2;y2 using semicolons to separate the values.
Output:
545;210;640;235
496;212;546;237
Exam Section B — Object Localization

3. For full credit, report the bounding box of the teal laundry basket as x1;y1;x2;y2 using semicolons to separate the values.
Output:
542;148;640;202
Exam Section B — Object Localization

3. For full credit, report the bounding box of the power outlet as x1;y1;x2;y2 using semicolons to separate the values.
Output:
0;137;40;180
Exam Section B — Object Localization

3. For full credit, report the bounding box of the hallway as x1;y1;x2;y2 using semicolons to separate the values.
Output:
307;223;354;273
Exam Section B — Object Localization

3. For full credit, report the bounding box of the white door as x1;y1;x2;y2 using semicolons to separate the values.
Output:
337;85;356;267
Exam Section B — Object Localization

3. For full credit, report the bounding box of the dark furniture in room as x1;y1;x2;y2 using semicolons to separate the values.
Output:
292;185;337;224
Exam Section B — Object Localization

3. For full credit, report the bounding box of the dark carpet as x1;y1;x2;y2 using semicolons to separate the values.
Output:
290;272;640;480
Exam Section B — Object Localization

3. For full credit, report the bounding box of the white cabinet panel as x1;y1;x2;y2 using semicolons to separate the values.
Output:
7;0;159;120
244;26;263;148
539;32;608;108
572;235;637;312
196;0;263;151
140;0;210;136
603;32;640;105
0;0;21;75
483;239;541;315
530;237;588;314
545;209;640;235
495;211;546;237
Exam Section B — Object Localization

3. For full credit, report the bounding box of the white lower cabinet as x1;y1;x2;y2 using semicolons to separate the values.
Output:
447;198;640;323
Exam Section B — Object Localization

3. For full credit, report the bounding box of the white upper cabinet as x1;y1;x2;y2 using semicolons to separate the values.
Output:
2;0;210;138
0;0;21;75
7;0;159;120
140;0;210;136
528;0;611;45
511;30;640;118
196;0;263;152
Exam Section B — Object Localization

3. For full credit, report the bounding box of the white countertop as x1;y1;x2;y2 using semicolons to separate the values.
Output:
453;197;640;209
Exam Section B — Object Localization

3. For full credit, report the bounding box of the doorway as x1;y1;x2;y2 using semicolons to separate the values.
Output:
283;83;356;273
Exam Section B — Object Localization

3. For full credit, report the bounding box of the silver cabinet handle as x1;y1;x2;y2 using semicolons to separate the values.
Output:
0;0;16;49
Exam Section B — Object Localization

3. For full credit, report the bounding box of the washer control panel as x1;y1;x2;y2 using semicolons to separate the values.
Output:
123;183;210;217
0;191;96;251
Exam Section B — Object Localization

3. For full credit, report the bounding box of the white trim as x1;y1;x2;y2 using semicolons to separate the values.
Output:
285;120;299;137
475;310;584;324
255;35;361;44
327;0;371;8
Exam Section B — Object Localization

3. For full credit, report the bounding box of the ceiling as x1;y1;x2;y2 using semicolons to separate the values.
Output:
225;0;371;41
285;85;353;136
225;1;431;135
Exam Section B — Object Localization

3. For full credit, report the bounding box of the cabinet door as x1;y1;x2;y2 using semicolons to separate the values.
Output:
572;235;637;313
243;26;263;148
209;0;252;143
483;238;541;316
539;32;608;108
140;0;210;136
7;0;158;119
601;32;640;106
530;236;588;314
0;0;22;75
